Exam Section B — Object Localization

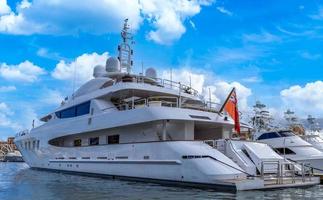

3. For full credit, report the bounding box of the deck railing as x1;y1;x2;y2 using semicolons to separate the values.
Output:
116;76;200;97
113;96;220;113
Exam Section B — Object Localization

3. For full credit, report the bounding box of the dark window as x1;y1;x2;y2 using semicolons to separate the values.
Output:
55;101;90;119
274;148;296;155
76;101;90;116
89;137;99;146
108;135;119;144
74;139;82;147
60;107;76;118
258;132;280;140
278;131;295;137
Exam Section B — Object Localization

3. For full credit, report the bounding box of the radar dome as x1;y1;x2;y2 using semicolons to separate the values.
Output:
145;68;157;79
93;65;107;78
106;57;120;73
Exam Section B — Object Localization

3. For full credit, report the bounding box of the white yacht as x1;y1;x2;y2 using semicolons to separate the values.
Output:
284;110;323;152
252;103;323;174
14;20;318;191
302;115;323;152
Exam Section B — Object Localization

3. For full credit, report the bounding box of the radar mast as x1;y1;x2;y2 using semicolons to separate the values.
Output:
118;19;134;73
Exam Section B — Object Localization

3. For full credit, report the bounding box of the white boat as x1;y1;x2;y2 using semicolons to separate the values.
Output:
3;150;24;162
252;103;323;174
14;20;319;191
301;115;323;152
254;130;323;174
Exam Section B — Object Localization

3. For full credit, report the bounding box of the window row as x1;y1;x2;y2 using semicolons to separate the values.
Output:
73;135;119;147
22;140;40;150
55;101;90;119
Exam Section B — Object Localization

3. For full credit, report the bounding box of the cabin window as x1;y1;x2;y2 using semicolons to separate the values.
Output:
76;101;91;116
28;141;31;150
32;141;36;150
61;107;76;118
36;140;40;149
108;135;119;144
55;101;90;119
25;142;27;149
278;131;295;137
258;132;280;140
74;139;82;147
274;148;296;155
89;137;99;146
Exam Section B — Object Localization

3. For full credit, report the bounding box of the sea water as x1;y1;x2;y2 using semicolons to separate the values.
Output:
1;163;323;200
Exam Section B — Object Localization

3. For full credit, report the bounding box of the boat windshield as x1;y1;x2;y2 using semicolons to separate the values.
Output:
277;130;295;137
257;130;295;140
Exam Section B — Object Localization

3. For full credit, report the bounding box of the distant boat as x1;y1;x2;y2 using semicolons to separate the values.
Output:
3;150;24;162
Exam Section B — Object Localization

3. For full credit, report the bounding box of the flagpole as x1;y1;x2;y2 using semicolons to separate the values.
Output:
219;87;235;113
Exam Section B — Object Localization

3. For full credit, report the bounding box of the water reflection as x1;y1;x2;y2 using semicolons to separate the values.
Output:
1;163;322;200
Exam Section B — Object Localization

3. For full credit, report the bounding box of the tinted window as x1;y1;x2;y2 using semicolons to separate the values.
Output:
55;101;90;119
76;101;90;116
258;132;280;140
60;107;76;118
274;148;295;155
278;131;295;137
89;137;99;146
108;135;119;144
74;139;82;147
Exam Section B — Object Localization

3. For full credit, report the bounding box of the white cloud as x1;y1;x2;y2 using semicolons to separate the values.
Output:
310;7;323;20
162;68;205;94
280;81;323;116
213;46;262;63
0;0;213;44
300;51;321;60
0;0;141;35
242;76;262;83
141;0;214;44
0;102;21;131
0;85;16;92
0;60;46;82
51;52;109;84
210;81;252;111
41;89;64;105
161;68;252;111
243;31;281;43
216;6;232;16
0;0;11;15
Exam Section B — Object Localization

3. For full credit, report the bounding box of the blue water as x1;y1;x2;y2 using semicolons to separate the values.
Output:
1;163;323;200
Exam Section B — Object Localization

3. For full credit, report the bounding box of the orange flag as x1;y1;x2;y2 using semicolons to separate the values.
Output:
220;88;241;134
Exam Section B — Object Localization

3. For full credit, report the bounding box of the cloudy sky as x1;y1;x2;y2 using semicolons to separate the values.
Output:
0;0;323;139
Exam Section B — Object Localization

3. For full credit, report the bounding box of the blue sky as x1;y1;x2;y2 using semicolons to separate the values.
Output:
0;0;323;139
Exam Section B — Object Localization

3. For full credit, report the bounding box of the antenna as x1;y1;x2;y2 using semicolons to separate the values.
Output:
208;87;211;108
118;19;134;73
170;68;173;88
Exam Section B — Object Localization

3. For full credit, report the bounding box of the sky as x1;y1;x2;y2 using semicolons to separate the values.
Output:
0;0;323;140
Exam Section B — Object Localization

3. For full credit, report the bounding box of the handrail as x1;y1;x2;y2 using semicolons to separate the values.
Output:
117;75;199;97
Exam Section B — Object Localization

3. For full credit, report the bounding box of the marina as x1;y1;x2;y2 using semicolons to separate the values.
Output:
1;1;323;199
12;20;322;193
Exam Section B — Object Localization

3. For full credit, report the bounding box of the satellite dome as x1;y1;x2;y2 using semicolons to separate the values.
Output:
145;68;157;79
93;65;107;78
106;57;120;73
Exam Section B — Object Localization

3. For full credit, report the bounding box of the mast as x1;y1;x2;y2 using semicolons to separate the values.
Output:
118;19;134;73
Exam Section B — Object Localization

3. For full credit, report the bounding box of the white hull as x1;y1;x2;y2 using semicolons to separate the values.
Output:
17;140;251;189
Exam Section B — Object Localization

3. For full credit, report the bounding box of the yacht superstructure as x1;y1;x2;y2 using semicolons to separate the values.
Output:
14;20;319;191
